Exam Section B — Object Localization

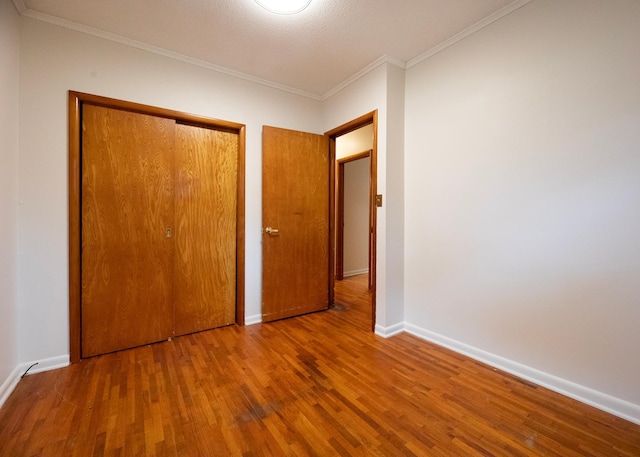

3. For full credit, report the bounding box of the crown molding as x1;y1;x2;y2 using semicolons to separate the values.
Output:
11;0;27;14
15;0;533;101
319;0;533;99
406;0;534;68
15;1;401;102
322;54;406;100
17;8;324;101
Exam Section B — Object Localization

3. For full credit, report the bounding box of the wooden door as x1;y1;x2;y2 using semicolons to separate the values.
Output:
81;105;175;357
262;126;330;322
70;91;245;361
174;123;238;335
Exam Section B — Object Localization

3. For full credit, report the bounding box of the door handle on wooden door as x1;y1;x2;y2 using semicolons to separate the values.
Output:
265;227;279;235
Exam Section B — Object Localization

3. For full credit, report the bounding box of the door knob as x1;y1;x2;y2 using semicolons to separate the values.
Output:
265;227;279;235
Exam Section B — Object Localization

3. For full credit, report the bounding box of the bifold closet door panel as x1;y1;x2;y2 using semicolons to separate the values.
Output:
81;105;175;358
174;123;238;336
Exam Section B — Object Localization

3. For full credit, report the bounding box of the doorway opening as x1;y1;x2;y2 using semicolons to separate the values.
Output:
326;111;378;332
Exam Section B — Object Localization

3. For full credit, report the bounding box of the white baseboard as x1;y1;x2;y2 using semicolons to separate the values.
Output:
20;354;70;375
403;323;640;426
0;354;69;409
0;365;22;409
245;314;263;326
343;269;369;278
5;327;638;427
374;322;404;338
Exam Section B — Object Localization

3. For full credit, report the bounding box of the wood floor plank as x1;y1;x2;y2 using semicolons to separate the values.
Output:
1;275;639;456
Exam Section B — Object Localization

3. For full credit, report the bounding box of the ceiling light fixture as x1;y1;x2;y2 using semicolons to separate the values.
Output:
254;0;312;15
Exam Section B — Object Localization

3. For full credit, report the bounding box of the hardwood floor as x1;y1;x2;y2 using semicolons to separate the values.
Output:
1;277;639;456
333;274;372;330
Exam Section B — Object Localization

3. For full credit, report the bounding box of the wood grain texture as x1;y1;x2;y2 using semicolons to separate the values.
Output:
68;93;82;363
235;126;246;326
1;287;639;456
70;92;247;361
174;123;238;335
81;105;175;357
333;274;372;331
262;126;330;322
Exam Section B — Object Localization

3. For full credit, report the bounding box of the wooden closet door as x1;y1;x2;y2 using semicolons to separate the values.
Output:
81;105;175;357
174;123;237;335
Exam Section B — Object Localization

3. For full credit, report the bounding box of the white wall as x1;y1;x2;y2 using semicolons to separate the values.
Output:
335;124;373;160
343;158;370;275
335;125;373;277
404;0;640;420
0;0;20;407
17;17;323;363
323;62;405;332
384;63;406;327
12;0;638;425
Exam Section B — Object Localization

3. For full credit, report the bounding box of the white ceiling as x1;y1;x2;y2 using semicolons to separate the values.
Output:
14;0;528;98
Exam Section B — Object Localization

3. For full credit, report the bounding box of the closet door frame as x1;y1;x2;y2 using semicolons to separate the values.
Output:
68;91;246;363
